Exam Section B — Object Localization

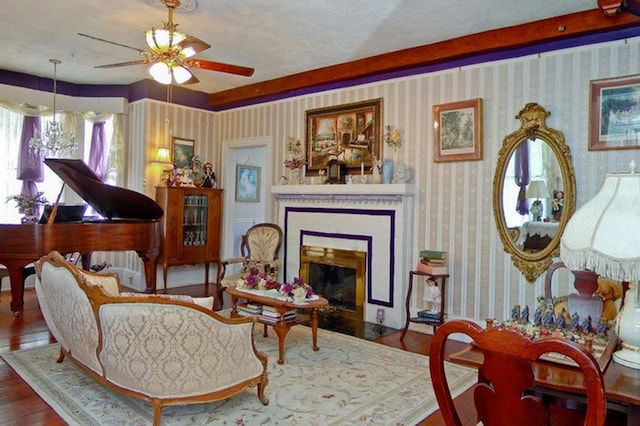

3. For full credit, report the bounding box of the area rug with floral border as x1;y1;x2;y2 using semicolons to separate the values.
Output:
1;326;476;425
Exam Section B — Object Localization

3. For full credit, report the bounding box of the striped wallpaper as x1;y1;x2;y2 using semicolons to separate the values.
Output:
120;36;640;322
210;36;640;324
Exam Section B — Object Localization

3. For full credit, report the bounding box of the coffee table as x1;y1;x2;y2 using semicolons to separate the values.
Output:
225;287;329;364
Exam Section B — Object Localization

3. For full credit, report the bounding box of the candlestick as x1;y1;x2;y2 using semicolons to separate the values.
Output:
360;162;364;176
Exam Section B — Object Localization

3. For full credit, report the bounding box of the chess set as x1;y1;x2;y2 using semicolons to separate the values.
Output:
487;300;619;372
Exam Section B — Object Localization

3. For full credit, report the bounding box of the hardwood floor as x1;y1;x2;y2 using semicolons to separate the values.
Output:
1;284;474;425
2;284;624;425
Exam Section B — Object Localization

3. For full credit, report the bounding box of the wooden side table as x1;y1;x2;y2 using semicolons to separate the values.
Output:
399;270;449;341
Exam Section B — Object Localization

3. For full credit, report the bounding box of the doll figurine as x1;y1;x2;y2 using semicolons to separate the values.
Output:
200;162;217;188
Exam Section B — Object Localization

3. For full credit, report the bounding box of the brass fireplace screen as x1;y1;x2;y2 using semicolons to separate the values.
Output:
299;245;366;321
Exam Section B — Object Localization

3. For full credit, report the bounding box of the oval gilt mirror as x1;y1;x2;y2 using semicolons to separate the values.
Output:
492;103;576;282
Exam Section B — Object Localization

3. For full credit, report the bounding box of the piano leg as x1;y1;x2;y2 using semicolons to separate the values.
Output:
137;251;159;294
2;260;30;317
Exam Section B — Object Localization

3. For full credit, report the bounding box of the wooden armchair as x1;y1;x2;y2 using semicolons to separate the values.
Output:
216;223;282;307
429;319;606;426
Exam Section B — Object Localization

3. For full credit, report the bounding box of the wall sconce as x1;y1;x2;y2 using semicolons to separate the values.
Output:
154;146;172;164
385;125;401;151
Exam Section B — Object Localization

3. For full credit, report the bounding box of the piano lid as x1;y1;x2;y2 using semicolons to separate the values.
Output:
44;158;164;220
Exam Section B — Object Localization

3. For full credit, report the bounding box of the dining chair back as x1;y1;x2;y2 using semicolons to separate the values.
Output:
429;319;606;426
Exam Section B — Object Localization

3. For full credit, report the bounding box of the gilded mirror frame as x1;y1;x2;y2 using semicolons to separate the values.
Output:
492;103;576;282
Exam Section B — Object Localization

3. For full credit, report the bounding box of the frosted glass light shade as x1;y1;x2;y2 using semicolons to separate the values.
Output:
149;62;172;85
146;28;186;52
172;65;193;84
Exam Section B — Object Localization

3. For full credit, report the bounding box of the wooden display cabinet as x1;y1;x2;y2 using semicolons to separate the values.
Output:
155;187;223;298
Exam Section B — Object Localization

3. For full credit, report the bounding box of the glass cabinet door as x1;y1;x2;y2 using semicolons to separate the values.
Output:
182;193;208;247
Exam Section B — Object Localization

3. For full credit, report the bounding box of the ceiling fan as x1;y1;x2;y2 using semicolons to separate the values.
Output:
78;0;254;85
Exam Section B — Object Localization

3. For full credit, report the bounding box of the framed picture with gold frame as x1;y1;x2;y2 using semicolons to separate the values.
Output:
172;137;195;169
433;98;483;162
589;74;640;150
305;98;383;175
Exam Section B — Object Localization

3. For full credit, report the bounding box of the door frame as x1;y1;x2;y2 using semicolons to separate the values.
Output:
220;136;274;260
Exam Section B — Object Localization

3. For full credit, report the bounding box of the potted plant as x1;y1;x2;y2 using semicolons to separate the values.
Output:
6;192;49;223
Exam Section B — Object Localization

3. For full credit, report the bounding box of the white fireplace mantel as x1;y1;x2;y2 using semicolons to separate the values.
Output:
272;183;416;329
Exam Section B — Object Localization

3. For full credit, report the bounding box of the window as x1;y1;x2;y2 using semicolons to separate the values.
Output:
0;107;116;222
502;139;546;228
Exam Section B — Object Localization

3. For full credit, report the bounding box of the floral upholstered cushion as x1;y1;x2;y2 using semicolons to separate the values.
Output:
119;292;214;310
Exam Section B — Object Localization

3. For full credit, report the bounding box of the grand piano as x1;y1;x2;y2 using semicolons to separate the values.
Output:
0;159;164;316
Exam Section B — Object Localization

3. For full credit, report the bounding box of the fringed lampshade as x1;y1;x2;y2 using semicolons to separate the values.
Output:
560;162;640;368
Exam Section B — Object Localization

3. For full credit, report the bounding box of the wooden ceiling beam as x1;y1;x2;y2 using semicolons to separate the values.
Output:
209;9;640;109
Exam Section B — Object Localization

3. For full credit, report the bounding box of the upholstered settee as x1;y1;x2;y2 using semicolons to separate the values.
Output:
34;251;268;426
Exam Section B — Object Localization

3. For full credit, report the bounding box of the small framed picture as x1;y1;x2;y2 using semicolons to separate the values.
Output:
172;137;195;169
589;74;640;150
433;98;483;162
235;164;261;202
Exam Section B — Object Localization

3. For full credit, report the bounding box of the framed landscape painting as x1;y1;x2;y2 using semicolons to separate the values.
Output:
589;74;640;151
433;98;483;162
172;137;195;168
305;98;383;175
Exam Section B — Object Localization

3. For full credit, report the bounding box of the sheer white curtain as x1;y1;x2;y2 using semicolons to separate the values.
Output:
0;105;121;223
0;107;24;222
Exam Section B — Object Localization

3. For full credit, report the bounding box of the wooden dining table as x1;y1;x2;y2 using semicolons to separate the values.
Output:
449;344;640;425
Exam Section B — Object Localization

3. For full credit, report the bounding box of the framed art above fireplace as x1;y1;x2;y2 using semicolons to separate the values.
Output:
305;98;383;175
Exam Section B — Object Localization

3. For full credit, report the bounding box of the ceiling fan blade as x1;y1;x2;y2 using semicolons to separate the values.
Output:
186;59;254;77
178;35;211;57
95;59;148;69
78;32;146;53
183;73;200;84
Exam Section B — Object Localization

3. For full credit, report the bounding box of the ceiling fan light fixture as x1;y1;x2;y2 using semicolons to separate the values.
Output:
172;65;193;84
149;61;172;84
146;28;186;52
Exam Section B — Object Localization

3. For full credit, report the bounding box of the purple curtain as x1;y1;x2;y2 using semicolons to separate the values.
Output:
88;121;107;182
514;141;530;215
17;116;44;197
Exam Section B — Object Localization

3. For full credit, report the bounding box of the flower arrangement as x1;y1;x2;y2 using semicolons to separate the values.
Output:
6;192;49;213
280;277;314;299
237;267;314;300
283;156;306;170
284;137;306;170
236;267;281;291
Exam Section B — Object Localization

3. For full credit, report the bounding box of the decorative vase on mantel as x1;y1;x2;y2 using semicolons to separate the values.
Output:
383;158;393;184
287;167;303;185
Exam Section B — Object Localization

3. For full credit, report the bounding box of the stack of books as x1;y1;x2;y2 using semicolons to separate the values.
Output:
259;305;297;324
237;302;263;316
416;309;441;323
417;249;448;275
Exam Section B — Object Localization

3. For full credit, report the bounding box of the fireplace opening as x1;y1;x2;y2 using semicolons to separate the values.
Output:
299;245;366;321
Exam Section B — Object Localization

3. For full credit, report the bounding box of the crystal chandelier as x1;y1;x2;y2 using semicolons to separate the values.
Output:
29;59;78;158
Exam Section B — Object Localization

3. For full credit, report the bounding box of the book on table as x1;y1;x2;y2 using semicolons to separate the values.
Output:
238;305;263;315
260;309;297;319
259;313;298;324
419;249;447;260
416;261;448;275
417;309;440;319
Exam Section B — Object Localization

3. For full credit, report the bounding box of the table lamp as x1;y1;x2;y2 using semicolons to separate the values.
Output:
560;161;640;369
527;179;550;221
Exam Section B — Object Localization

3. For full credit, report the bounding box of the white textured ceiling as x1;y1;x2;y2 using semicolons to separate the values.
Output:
1;0;595;95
